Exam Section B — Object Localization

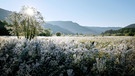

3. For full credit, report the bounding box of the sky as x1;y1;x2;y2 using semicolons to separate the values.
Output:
0;0;135;27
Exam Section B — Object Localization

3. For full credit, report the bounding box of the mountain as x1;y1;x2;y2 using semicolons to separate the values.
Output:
0;8;11;20
0;8;121;35
0;20;10;35
43;23;73;34
84;26;121;34
44;21;121;35
0;8;11;35
125;24;135;28
103;24;135;36
46;21;95;34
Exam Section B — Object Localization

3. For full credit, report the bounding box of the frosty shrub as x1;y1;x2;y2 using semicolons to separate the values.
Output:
0;36;135;76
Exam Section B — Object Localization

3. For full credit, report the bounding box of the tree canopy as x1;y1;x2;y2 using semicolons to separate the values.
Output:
5;6;45;40
102;28;135;36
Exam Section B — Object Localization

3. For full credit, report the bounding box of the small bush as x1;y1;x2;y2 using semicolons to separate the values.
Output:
56;32;61;36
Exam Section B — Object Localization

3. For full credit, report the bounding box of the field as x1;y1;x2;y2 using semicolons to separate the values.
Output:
0;36;135;76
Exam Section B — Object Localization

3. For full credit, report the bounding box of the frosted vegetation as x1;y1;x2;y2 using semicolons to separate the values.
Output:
0;36;135;76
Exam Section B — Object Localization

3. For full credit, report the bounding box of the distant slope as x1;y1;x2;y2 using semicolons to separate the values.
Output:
0;8;122;35
47;21;97;34
0;8;11;20
85;26;121;34
44;23;73;34
0;8;11;35
103;24;135;36
46;21;121;35
125;24;135;28
0;20;10;35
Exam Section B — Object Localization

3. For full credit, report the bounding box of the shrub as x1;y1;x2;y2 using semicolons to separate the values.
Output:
39;29;52;36
56;32;61;36
0;37;135;76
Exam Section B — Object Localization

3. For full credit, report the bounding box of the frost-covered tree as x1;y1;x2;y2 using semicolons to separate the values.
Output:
5;6;44;40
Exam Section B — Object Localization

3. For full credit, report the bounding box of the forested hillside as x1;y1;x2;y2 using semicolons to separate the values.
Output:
103;24;135;36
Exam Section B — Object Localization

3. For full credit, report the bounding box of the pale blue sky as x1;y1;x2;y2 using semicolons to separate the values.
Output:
0;0;135;27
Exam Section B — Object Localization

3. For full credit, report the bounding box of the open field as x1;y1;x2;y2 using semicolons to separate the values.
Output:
0;36;135;76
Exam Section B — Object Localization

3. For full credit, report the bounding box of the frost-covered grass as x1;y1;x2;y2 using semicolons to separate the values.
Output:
0;36;135;76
